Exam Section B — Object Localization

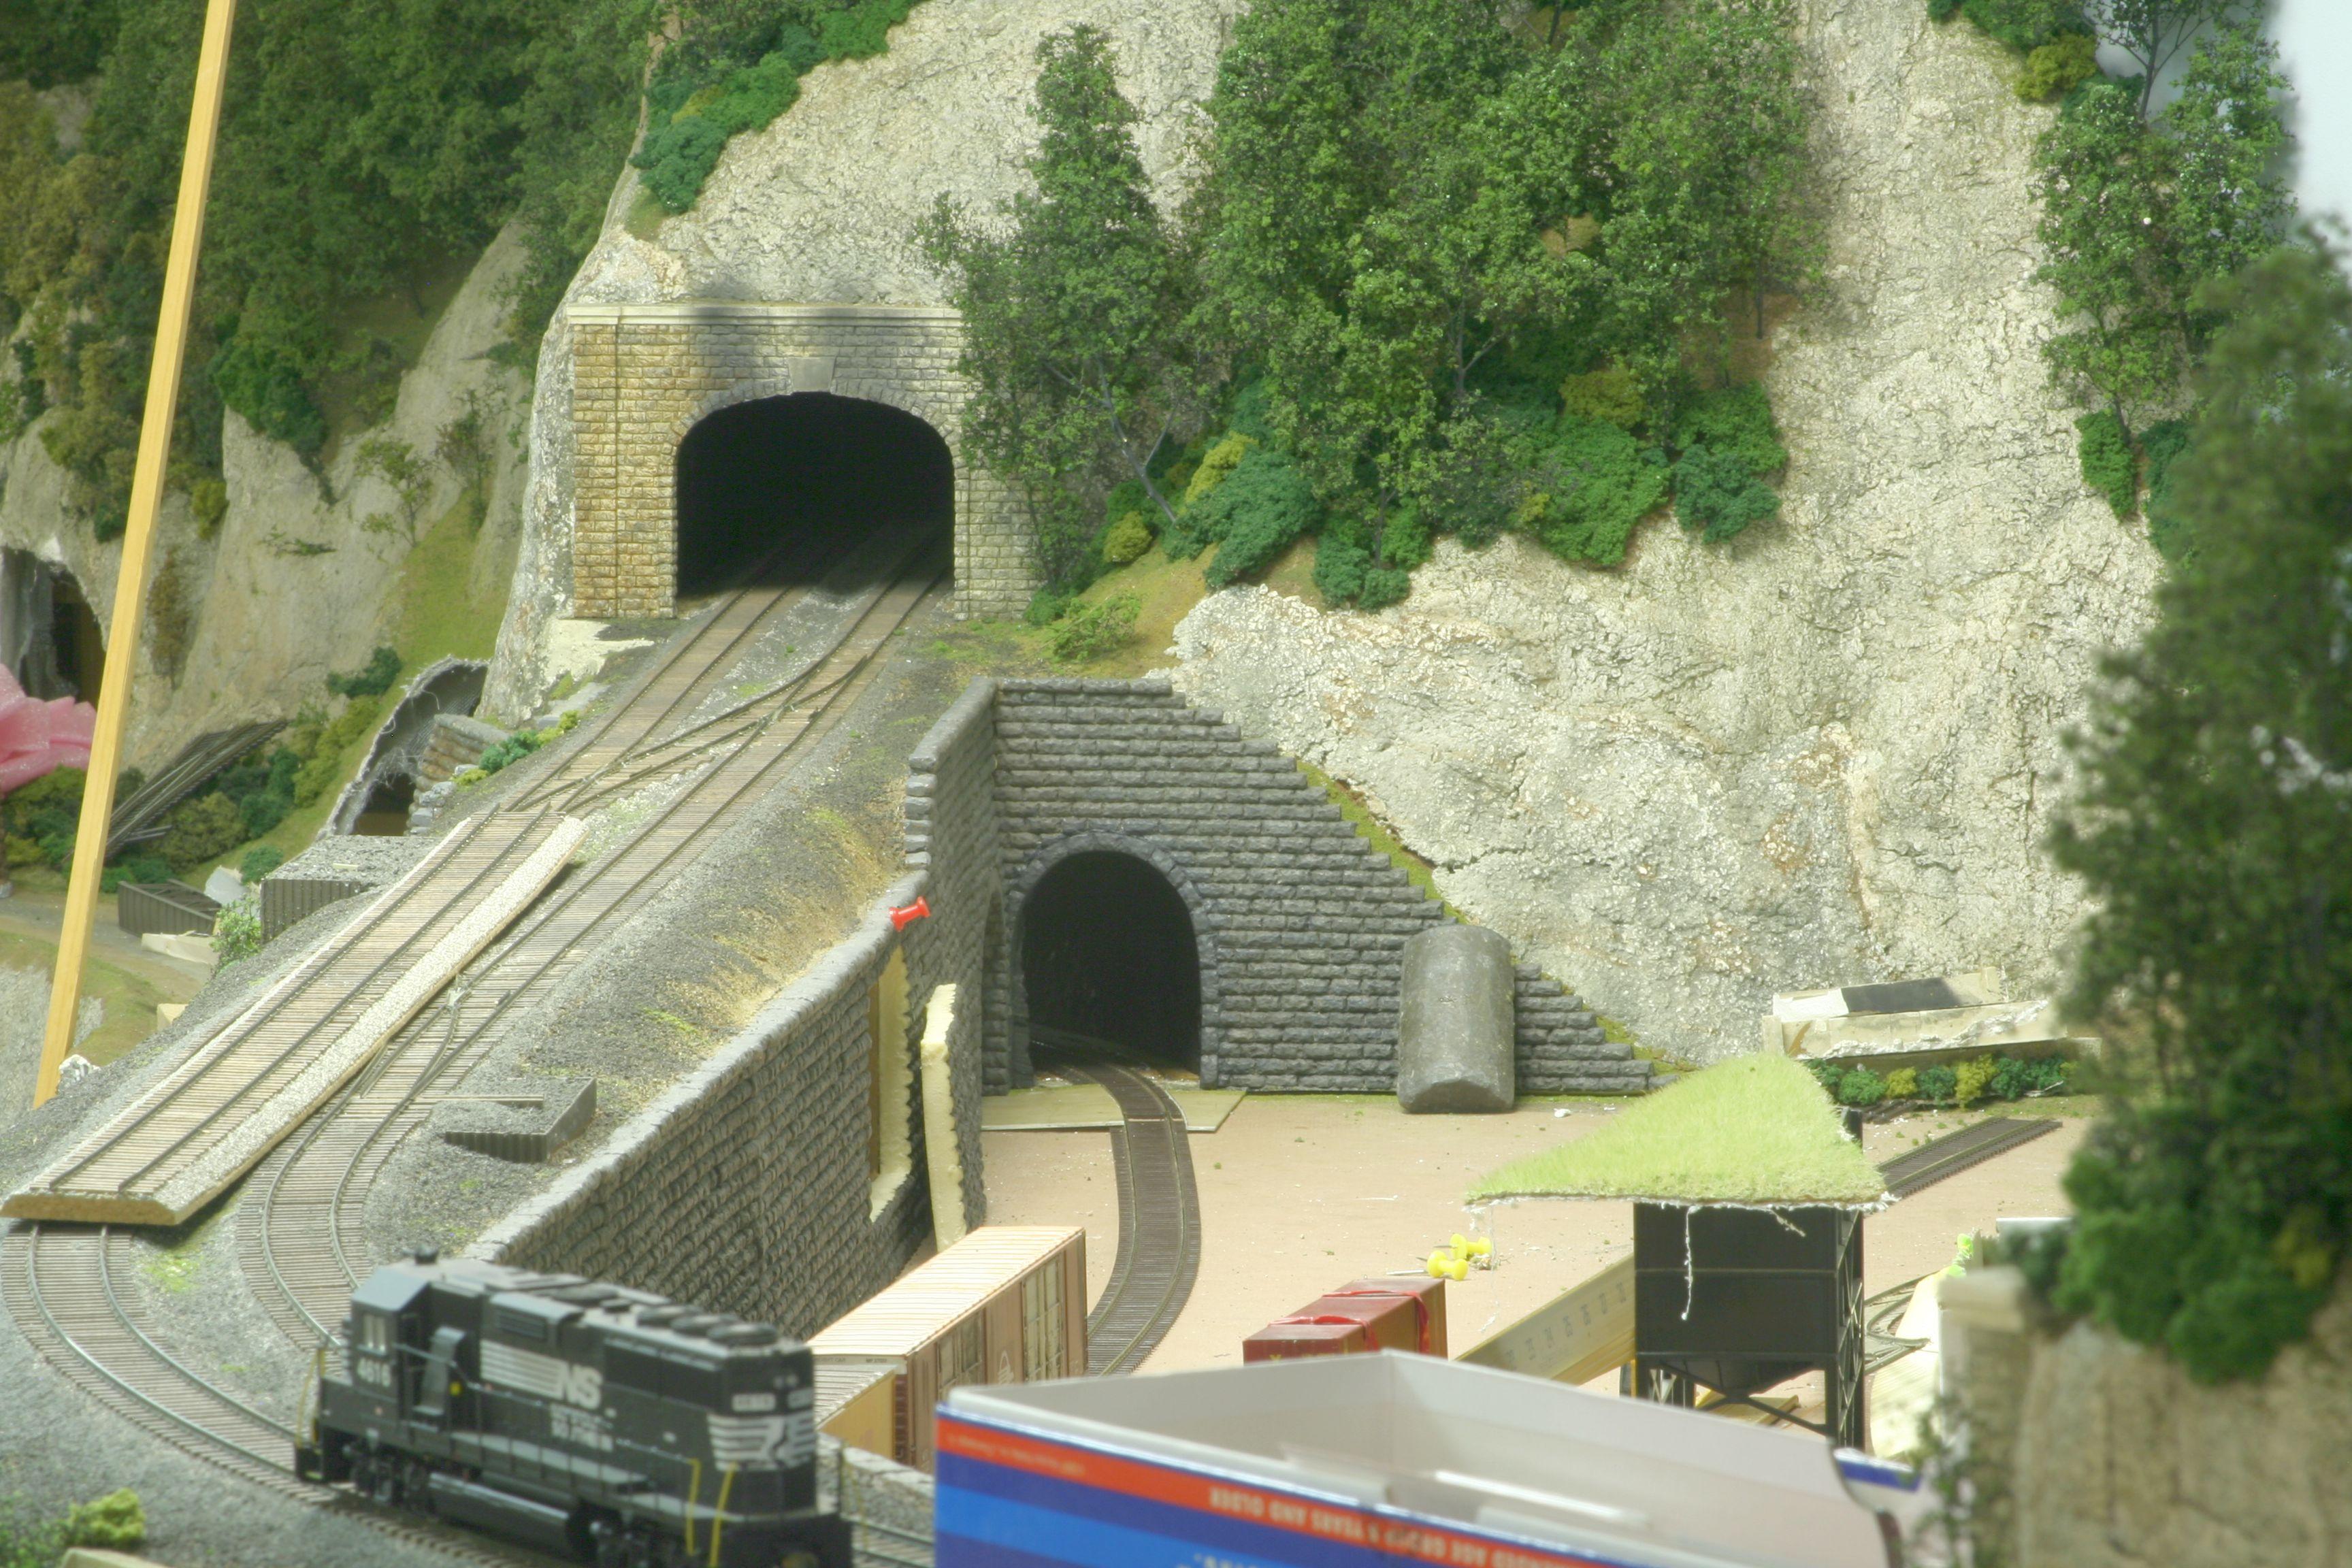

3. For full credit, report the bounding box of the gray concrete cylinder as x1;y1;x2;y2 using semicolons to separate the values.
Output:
1396;924;1516;1113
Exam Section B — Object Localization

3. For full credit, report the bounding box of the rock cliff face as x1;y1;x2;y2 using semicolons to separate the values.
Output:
0;229;530;774
1171;1;2161;1057
2012;1286;2352;1566
485;0;1247;719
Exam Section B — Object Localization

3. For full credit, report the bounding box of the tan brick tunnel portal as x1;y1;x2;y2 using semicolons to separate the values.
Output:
567;301;1036;619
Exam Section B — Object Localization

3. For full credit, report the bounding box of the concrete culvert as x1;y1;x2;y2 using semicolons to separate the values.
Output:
1397;924;1516;1113
1021;851;1203;1072
673;392;952;596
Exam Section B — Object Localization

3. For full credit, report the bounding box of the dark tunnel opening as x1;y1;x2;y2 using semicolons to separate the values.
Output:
1020;852;1202;1072
673;392;953;597
353;772;416;836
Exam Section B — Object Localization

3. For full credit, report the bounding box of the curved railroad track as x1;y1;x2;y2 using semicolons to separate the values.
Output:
5;523;949;1561
1031;1036;1203;1377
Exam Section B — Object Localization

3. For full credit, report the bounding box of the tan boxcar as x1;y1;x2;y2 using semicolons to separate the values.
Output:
808;1226;1086;1471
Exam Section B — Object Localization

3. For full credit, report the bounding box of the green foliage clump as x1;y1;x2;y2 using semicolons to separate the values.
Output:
2019;32;2100;99
159;793;246;875
2047;244;2352;1382
1;767;86;870
1673;446;1781;544
1955;0;2087;53
214;899;263;968
1047;593;1141;663
1835;1066;1887;1107
2075;408;2138;517
1674;384;1788;476
2140;418;2193;558
0;0;659;534
1100;511;1152;566
295;696;384;806
1884;1067;1921;1100
100;849;172;894
924;24;1196;587
327;647;403;700
241;845;287;882
1918;1064;1959;1103
1559;366;1646;430
470;708;579;779
0;1488;144;1568
1312;521;1411;612
1176;448;1321;588
1516;416;1671;566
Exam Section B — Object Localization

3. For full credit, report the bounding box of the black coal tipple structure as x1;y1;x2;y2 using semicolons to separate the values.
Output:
1629;1201;1865;1447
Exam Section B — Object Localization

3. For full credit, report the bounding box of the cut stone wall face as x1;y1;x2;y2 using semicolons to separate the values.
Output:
566;302;1036;621
982;679;1653;1096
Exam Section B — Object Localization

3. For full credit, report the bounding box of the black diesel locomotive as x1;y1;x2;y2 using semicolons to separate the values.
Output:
296;1251;851;1568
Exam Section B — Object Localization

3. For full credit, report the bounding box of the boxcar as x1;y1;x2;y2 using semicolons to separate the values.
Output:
808;1226;1085;1471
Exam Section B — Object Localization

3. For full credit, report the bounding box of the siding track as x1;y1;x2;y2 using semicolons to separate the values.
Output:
5;522;948;1563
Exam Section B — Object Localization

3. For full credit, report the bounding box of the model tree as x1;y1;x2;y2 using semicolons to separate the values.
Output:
923;25;1198;585
2048;238;2352;1381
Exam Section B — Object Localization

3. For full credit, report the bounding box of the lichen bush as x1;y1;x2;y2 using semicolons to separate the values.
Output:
1175;447;1322;588
635;0;927;212
2046;242;2352;1382
2074;409;2137;517
1514;417;1671;567
213;900;263;968
1047;593;1140;664
326;646;403;700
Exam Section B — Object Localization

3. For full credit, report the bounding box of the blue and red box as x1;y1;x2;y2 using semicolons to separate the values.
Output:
936;1352;1925;1568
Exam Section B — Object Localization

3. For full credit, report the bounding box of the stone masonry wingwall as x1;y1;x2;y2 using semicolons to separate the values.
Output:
986;679;1653;1096
566;303;1035;621
470;867;990;1339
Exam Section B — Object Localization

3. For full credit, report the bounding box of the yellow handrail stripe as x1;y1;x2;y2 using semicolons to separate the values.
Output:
709;1465;737;1567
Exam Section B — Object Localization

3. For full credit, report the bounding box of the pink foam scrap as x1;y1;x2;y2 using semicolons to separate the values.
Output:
45;697;95;749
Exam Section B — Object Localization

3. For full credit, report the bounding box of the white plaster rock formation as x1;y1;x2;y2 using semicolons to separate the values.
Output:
0;228;532;772
487;0;1247;719
1171;2;2161;1057
2014;1288;2352;1566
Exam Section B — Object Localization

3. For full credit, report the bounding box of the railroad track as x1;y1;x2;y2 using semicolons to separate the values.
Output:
1030;1035;1203;1377
7;522;949;1562
241;533;947;1346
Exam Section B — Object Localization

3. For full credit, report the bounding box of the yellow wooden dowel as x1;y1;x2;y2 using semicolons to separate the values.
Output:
34;0;242;1107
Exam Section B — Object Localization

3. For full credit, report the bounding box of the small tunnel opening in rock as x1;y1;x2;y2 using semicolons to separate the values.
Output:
673;392;953;598
353;771;415;836
1021;851;1201;1072
1;551;105;705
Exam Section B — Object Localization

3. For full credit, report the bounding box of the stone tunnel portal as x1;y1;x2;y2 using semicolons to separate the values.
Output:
1019;851;1203;1073
673;392;953;597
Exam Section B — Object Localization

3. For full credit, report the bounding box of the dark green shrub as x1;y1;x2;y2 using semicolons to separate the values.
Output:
1959;0;2087;52
1194;448;1321;587
2074;408;2137;517
1673;445;1781;544
1807;1060;1844;1095
1025;588;1075;626
159;792;245;872
327;647;402;700
1927;0;1964;19
100;849;172;894
1835;1066;1887;1107
2140;419;2193;559
1918;1063;1959;1103
1559;365;1646;430
1100;512;1152;565
1311;518;1412;610
636;116;734;212
208;333;327;457
1672;384;1786;476
241;845;286;881
1519;416;1671;567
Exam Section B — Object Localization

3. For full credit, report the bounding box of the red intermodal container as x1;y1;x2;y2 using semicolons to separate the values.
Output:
1240;1317;1370;1362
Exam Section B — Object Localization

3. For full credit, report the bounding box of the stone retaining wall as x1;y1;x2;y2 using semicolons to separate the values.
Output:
982;678;1651;1096
470;870;989;1339
566;303;1034;620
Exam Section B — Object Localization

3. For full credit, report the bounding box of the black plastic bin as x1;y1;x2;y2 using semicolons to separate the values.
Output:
1629;1200;1865;1447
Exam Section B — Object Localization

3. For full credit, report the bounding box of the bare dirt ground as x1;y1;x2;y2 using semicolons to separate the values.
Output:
982;1093;2089;1377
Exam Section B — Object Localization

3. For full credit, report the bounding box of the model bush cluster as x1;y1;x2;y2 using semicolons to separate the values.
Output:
1808;1054;2070;1111
930;0;1813;610
1933;0;2291;557
0;1488;144;1568
0;0;658;534
2044;242;2352;1382
453;708;579;786
636;0;926;212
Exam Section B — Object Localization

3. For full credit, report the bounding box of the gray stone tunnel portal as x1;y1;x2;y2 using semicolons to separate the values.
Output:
1013;843;1209;1076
